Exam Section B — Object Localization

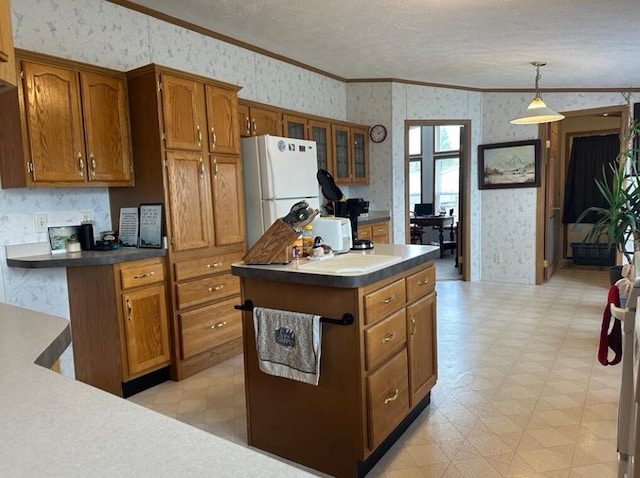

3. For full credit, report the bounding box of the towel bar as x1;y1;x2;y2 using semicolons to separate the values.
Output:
234;300;354;326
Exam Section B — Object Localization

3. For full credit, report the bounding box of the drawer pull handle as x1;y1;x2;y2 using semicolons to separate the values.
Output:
207;262;222;268
384;389;399;405
381;332;396;343
417;278;430;285
381;295;396;305
133;271;155;279
210;321;227;329
208;285;224;292
410;314;416;341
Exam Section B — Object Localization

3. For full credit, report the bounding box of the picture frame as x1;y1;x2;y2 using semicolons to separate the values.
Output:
118;207;139;247
48;225;80;254
478;139;540;189
138;204;163;248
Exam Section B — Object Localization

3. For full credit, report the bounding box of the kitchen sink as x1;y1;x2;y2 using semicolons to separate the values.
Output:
297;253;401;274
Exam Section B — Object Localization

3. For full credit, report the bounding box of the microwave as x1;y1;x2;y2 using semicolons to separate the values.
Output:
310;216;352;253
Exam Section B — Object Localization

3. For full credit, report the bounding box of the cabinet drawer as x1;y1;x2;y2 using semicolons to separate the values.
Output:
175;273;240;310
357;226;372;241
179;297;242;359
406;265;435;301
371;223;388;243
174;251;243;281
119;259;165;290
366;351;409;450
365;309;406;371
364;279;406;325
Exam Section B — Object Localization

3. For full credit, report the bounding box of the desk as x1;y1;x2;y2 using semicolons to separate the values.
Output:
411;215;455;257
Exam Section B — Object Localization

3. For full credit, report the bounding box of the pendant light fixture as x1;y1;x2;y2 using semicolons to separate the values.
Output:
511;61;565;124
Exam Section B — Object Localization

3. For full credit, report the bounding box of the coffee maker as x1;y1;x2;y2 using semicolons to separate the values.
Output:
334;198;373;250
316;169;374;250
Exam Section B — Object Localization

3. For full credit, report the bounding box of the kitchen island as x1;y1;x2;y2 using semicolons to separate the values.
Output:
231;244;440;478
0;301;316;477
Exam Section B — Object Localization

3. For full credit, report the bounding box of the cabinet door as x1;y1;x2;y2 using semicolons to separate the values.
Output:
205;84;240;155
309;119;332;174
210;155;246;245
80;72;132;183
351;127;369;184
406;292;437;406
371;223;389;244
238;103;251;137
22;61;86;183
251;107;281;136
165;151;214;253
122;284;171;378
0;0;16;87
332;124;350;183
283;113;307;139
160;74;205;151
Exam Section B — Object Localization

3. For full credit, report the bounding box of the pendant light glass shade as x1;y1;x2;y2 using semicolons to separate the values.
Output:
511;62;565;125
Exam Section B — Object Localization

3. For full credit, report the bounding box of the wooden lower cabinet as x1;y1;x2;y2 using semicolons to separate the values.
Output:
358;220;389;245
67;257;171;397
237;260;437;478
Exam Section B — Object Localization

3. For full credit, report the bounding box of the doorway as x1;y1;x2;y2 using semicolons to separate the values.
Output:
536;105;627;283
404;120;470;281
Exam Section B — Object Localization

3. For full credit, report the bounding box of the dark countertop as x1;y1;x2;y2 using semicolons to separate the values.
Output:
7;247;166;268
231;244;439;288
357;210;391;225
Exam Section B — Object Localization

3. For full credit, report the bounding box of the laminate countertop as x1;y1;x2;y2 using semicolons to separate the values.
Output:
232;244;440;288
0;302;316;477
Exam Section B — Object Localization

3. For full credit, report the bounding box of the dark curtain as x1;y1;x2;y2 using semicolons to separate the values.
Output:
563;134;619;223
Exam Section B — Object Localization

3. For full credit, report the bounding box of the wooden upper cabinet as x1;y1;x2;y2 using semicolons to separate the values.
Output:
309;119;332;174
80;71;133;183
333;124;369;184
165;150;213;253
0;0;16;87
210;155;245;245
238;103;281;137
283;113;307;140
205;84;240;155
160;74;206;151
5;54;133;188
22;61;86;183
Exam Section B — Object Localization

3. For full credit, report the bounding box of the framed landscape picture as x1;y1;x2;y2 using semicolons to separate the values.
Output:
478;139;540;189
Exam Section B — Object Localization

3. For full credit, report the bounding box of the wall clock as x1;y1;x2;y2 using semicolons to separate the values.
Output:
369;124;387;143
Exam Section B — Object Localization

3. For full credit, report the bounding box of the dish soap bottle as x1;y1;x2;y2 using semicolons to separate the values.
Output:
302;224;314;257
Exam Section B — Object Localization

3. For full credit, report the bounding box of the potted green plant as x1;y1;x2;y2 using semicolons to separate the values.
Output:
575;116;640;283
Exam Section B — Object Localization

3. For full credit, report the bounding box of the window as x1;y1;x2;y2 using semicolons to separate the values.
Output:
408;126;423;211
434;156;459;215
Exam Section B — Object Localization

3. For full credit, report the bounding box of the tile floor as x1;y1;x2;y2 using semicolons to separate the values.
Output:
129;264;622;477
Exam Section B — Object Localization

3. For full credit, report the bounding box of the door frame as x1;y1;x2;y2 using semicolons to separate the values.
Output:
404;119;471;281
535;104;628;284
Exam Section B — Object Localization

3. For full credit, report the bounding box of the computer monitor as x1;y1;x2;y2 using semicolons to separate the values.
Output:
414;203;433;216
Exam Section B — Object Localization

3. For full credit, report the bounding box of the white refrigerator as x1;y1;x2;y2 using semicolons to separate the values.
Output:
241;135;320;247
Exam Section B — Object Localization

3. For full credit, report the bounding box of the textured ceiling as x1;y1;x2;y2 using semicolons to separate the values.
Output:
122;0;640;90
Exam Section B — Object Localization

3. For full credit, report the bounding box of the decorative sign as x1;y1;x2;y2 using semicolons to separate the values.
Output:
138;204;163;248
118;207;139;247
48;226;80;254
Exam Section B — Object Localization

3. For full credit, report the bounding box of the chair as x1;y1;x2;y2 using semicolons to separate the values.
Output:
441;221;458;267
409;211;424;244
443;208;456;241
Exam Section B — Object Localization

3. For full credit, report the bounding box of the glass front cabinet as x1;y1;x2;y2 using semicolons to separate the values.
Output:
332;125;368;184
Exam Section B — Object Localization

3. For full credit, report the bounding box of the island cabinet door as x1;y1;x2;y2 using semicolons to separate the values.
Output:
406;292;437;407
121;284;171;379
164;151;214;253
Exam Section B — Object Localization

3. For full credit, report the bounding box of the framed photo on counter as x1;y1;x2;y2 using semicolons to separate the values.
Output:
138;204;163;248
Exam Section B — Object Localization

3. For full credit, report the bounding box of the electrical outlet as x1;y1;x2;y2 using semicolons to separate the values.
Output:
81;211;93;223
34;213;48;233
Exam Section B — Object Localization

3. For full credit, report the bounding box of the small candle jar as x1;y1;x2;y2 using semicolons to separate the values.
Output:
65;237;81;253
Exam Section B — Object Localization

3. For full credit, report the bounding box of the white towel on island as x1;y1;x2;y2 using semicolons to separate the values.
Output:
253;307;322;386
